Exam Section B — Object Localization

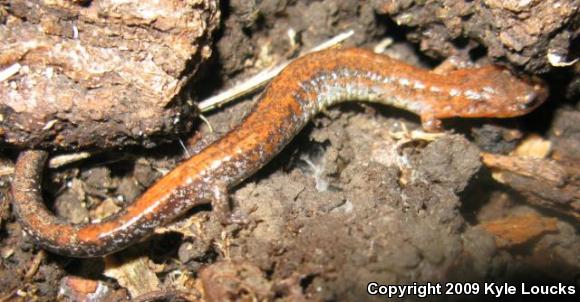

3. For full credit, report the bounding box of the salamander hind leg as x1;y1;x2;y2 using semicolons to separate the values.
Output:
432;55;476;75
210;181;249;225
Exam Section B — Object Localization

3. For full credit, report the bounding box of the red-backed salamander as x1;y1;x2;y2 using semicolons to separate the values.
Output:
11;48;548;257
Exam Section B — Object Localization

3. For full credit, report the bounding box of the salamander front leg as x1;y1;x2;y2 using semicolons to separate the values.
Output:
420;114;443;132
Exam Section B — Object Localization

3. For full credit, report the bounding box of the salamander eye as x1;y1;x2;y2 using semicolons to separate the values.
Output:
516;90;543;112
517;83;548;112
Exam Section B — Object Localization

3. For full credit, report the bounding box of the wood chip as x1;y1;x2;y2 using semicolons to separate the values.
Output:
104;254;160;298
481;214;559;248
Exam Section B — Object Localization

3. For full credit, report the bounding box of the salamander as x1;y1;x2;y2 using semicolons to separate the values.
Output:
11;48;548;257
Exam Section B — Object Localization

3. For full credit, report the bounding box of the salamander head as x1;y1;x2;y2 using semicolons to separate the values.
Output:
451;66;548;118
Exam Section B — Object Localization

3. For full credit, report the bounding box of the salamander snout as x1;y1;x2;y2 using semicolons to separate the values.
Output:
478;68;549;117
452;66;549;118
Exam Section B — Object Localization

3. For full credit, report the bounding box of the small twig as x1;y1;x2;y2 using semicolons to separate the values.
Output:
0;63;21;82
481;153;567;185
197;30;355;112
24;250;46;280
48;151;93;168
